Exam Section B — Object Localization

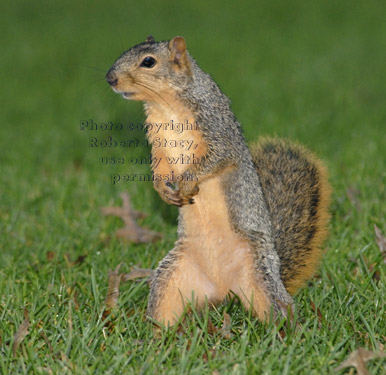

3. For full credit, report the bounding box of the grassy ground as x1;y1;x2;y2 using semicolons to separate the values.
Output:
1;0;385;374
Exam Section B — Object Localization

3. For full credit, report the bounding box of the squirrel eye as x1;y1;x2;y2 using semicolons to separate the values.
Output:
140;56;156;68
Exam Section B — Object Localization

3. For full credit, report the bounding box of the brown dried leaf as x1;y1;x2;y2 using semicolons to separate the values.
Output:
102;264;128;328
275;300;297;341
336;347;386;375
63;253;71;267
121;267;154;282
101;192;146;219
353;266;360;277
372;270;381;282
39;331;53;353
346;186;361;210
46;251;55;261
68;300;73;340
101;192;162;243
276;300;294;324
72;255;87;266
63;253;87;267
126;308;136;318
207;313;233;339
116;226;162;243
310;300;323;328
130;339;145;346
67;286;80;311
374;224;386;264
202;348;217;362
220;312;233;339
13;308;30;356
278;328;286;340
36;367;53;375
105;264;122;310
368;263;381;284
207;316;217;335
60;351;76;372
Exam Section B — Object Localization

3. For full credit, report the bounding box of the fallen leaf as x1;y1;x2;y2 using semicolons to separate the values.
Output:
39;331;53;353
310;300;323;328
207;317;217;335
13;308;30;356
101;192;162;243
202;348;217;362
72;255;87;266
206;312;233;339
67;286;80;311
374;225;386;264
275;300;298;341
60;351;75;372
336;347;386;375
121;267;154;282
67;300;73;342
368;263;381;284
105;264;122;310
276;300;294;324
220;312;233;339
346;186;361;211
63;253;87;267
46;251;55;261
129;339;145;347
36;367;53;375
278;328;286;340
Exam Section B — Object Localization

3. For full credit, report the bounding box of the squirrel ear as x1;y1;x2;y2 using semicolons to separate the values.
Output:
169;36;187;66
146;35;155;43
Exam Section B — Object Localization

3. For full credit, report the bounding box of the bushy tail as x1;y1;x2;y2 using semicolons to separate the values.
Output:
251;138;331;295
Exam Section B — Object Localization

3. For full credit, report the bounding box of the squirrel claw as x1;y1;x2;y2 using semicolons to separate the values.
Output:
162;181;198;207
161;183;193;207
163;189;183;207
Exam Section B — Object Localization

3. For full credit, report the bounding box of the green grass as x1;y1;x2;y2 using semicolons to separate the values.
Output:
1;0;385;373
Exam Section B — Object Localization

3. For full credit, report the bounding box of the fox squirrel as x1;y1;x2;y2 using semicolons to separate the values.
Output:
106;36;331;326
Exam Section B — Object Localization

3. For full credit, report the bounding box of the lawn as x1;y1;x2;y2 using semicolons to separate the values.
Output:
0;0;385;374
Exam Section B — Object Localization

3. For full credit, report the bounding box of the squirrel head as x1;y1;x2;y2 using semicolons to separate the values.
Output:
106;36;192;102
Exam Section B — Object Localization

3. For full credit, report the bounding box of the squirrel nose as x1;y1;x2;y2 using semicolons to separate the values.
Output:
106;70;118;87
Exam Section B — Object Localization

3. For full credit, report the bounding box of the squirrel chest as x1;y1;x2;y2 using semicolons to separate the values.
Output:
146;102;253;297
145;103;206;177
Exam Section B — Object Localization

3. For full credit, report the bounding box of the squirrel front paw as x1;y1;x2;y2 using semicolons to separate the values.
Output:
154;180;184;207
177;178;199;205
154;180;199;207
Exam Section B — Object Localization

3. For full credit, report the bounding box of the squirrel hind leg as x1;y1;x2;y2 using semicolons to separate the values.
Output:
251;138;331;295
231;267;291;322
227;240;293;322
147;245;218;326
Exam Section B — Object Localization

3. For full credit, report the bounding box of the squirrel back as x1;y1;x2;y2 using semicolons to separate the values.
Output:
251;138;331;294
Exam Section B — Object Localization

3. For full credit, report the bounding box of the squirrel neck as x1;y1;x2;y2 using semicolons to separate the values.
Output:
143;55;254;168
182;58;241;129
185;58;253;163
